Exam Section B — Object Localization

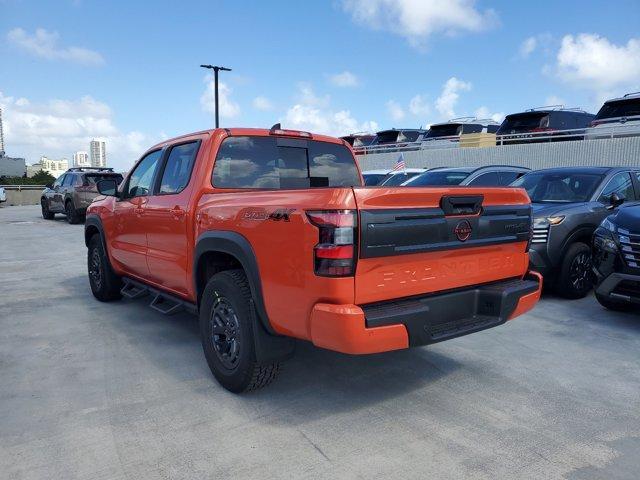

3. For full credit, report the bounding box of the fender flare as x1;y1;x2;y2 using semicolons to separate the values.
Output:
84;214;106;249
193;231;295;364
193;230;273;333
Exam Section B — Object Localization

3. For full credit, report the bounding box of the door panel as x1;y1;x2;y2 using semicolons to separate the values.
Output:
110;196;150;277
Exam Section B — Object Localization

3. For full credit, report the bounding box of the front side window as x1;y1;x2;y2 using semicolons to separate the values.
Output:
598;172;635;203
126;150;162;198
53;174;65;188
62;174;75;187
159;142;199;194
212;136;360;189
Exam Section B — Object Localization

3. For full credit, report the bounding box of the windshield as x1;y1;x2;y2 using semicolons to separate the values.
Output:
595;99;640;120
511;172;604;203
363;173;387;186
404;170;470;186
380;171;422;186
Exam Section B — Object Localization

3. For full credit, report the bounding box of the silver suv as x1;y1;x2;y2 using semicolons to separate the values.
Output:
586;92;640;140
41;167;123;223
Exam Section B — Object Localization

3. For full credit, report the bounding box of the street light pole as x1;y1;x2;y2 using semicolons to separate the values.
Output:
200;64;232;128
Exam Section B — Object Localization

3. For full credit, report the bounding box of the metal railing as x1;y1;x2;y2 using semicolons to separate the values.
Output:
353;123;640;155
0;185;47;190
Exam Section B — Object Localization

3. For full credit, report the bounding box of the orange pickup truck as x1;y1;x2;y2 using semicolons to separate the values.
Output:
85;125;542;392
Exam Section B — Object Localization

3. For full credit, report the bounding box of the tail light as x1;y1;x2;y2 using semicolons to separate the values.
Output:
306;210;357;277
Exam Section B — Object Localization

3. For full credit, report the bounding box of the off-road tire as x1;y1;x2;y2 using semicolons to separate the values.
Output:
595;292;634;312
555;242;593;299
200;269;280;393
65;200;81;224
87;234;122;302
41;198;55;220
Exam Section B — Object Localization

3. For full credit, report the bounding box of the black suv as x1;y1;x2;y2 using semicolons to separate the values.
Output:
41;167;123;223
368;128;427;152
512;167;640;298
592;202;640;311
496;106;595;144
402;165;529;187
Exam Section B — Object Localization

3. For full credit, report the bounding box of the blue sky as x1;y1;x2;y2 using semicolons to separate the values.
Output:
2;0;640;170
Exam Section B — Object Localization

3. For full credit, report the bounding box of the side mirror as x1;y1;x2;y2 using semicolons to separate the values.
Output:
609;192;625;208
97;179;118;197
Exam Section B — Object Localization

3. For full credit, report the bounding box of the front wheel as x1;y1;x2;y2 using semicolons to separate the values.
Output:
41;198;54;220
200;270;280;392
555;242;593;299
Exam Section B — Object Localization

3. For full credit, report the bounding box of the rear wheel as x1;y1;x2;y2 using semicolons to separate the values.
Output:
555;242;592;299
65;200;81;224
595;292;634;312
200;269;280;392
41;198;54;220
87;234;122;301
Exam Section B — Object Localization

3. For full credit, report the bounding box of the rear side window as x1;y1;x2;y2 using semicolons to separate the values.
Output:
85;173;124;185
159;141;199;194
212;136;360;189
126;150;162;197
595;99;640;120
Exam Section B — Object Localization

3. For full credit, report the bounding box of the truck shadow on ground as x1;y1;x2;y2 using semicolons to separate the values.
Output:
74;281;462;418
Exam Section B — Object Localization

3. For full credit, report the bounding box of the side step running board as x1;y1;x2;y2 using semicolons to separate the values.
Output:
120;278;198;316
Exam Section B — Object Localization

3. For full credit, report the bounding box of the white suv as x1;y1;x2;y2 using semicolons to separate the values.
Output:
585;92;640;140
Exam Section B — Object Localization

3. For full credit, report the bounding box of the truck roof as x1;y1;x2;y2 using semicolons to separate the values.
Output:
149;128;345;151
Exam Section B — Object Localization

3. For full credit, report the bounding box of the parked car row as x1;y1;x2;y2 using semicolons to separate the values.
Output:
364;164;640;304
346;92;640;152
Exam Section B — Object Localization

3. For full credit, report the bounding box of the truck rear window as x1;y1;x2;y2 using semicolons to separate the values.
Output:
212;136;361;189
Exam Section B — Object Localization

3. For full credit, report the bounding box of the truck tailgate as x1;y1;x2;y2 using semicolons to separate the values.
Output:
353;187;531;305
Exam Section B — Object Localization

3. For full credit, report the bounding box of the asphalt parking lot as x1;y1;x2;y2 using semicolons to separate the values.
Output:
1;205;639;480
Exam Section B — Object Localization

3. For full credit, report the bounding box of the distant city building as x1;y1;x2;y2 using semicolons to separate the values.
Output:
90;140;106;167
73;151;91;167
26;164;44;178
38;156;69;178
0;156;26;177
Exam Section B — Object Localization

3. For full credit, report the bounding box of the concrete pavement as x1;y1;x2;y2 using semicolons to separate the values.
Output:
1;205;639;479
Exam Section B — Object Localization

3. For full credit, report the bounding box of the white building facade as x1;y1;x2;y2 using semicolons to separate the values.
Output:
73;151;90;167
37;156;69;178
90;140;106;167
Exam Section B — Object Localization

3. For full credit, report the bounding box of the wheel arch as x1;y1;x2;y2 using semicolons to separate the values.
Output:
559;225;596;259
84;215;106;249
194;231;274;334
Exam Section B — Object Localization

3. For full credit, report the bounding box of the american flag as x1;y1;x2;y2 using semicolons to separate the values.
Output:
392;153;406;172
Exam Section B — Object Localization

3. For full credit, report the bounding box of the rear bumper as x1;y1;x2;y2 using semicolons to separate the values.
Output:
309;272;542;354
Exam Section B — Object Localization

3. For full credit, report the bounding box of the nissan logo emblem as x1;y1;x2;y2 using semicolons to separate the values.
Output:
454;220;472;242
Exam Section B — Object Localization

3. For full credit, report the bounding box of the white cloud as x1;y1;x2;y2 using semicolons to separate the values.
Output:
386;100;405;121
327;71;359;87
519;36;537;58
408;94;430;116
435;77;471;119
474;106;504;123
556;34;640;92
544;95;566;108
252;96;273;111
0;91;160;171
7;27;104;65
281;84;378;136
341;0;497;48
200;77;240;119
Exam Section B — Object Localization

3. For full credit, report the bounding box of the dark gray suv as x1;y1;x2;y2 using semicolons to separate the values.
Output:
512;167;640;298
41;167;123;223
